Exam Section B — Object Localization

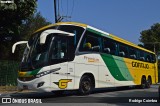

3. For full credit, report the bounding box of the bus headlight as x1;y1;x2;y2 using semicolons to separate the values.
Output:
36;68;61;78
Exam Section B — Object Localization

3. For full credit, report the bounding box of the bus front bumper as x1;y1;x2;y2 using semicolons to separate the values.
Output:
17;74;52;92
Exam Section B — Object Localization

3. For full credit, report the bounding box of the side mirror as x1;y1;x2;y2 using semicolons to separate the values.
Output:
12;41;28;53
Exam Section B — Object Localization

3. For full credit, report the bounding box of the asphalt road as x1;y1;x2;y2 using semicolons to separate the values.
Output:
0;84;160;106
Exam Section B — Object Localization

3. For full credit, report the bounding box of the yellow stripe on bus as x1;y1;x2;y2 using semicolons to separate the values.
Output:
34;22;87;34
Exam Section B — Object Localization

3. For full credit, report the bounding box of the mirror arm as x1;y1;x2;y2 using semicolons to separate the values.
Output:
12;41;28;53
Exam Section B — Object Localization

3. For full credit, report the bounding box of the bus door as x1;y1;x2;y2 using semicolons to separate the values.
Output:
50;35;75;90
49;35;69;90
67;62;75;89
50;62;75;90
50;62;68;90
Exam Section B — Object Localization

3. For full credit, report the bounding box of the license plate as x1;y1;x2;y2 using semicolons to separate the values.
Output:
23;85;28;90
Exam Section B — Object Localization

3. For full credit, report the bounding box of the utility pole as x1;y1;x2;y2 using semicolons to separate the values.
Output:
54;0;58;23
54;0;72;23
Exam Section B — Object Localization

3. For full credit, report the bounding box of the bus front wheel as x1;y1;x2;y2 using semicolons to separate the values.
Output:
79;75;93;95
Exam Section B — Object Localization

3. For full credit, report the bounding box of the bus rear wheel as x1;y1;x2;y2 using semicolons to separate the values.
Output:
79;75;93;95
146;77;152;88
140;77;146;89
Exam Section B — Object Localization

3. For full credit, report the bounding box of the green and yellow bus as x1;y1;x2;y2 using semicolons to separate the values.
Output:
12;22;158;95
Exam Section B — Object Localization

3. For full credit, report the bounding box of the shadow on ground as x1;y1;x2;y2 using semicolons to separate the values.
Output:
9;86;139;99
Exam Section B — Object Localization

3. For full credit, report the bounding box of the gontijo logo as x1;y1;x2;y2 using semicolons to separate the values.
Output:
53;79;72;89
132;61;149;69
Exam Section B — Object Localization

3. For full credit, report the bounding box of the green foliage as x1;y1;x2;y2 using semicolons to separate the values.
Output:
0;5;51;60
0;0;37;35
139;23;160;53
20;12;51;41
0;60;19;86
137;44;144;48
14;12;51;61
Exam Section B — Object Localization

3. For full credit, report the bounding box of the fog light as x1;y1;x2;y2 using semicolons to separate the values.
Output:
37;82;45;88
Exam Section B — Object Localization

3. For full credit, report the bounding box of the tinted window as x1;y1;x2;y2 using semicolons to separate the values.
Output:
151;54;156;63
103;38;117;55
79;31;101;52
58;25;84;46
129;48;137;59
119;44;128;57
145;53;152;62
138;51;145;61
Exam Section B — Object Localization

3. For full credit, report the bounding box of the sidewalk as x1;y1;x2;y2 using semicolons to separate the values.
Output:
0;86;17;94
0;86;34;95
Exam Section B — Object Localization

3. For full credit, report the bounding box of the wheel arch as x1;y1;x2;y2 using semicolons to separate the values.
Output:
147;75;152;84
142;75;146;80
80;73;95;88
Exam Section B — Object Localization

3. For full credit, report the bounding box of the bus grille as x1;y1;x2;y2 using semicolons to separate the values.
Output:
18;76;36;81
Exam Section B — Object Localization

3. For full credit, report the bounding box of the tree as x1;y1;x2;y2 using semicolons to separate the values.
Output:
14;12;51;60
0;0;37;60
20;12;51;40
0;11;51;60
139;23;160;53
0;0;37;37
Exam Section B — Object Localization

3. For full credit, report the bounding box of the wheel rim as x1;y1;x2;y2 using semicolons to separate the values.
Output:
148;78;152;85
147;78;151;88
81;80;91;93
141;78;146;88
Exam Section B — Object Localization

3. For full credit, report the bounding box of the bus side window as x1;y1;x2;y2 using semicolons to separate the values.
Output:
103;38;117;55
145;53;151;62
129;48;137;59
151;54;156;63
138;51;145;61
118;44;128;58
79;31;101;52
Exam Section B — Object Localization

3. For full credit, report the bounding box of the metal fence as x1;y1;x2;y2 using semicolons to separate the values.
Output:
0;60;19;91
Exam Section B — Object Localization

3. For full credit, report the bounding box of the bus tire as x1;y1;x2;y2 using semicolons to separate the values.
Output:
79;75;93;95
53;90;64;96
140;77;146;89
146;77;152;88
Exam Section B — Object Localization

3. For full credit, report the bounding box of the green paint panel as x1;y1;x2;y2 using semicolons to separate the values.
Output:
87;28;113;39
101;54;127;81
30;68;41;75
113;56;133;81
26;72;32;76
24;68;41;77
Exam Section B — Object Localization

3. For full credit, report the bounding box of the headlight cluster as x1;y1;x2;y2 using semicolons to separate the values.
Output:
36;68;61;78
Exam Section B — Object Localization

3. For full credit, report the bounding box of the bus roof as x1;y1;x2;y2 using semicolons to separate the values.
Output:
34;22;87;33
34;22;155;54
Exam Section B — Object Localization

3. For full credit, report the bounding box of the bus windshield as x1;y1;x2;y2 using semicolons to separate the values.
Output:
20;25;84;71
21;33;50;70
21;33;71;71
